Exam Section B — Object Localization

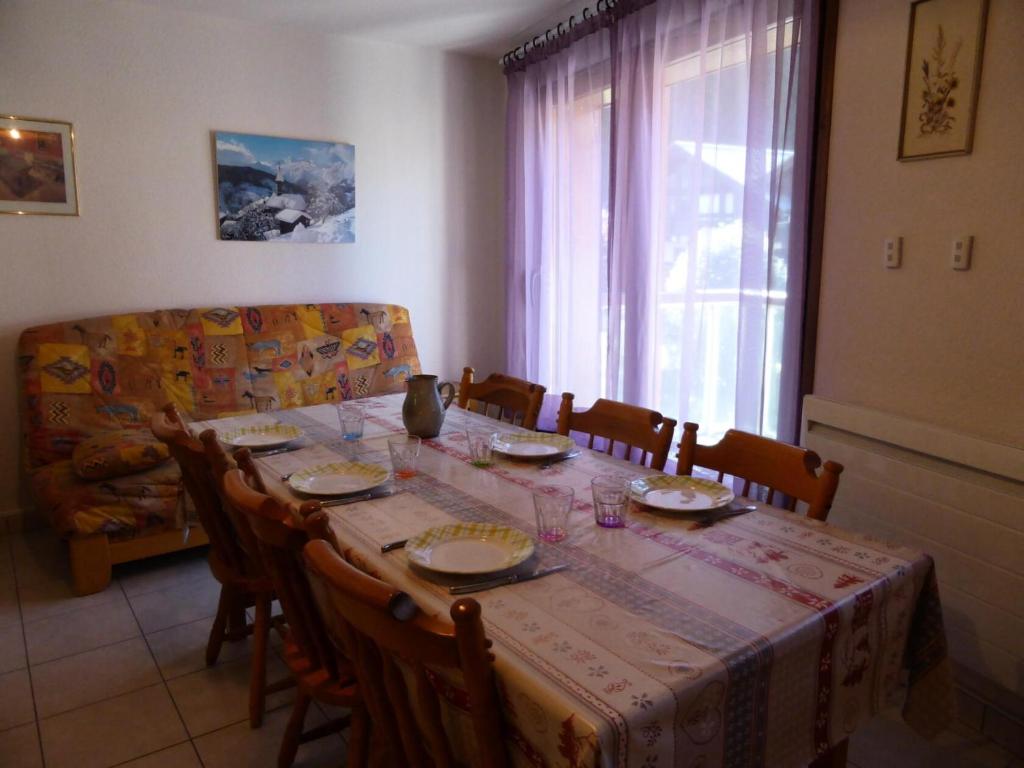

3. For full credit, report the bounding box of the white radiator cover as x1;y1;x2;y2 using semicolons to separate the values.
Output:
801;396;1024;698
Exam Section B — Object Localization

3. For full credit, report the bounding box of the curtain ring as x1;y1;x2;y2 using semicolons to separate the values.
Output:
596;0;605;13
545;29;554;43
583;6;592;20
533;35;543;48
556;21;565;36
568;14;576;29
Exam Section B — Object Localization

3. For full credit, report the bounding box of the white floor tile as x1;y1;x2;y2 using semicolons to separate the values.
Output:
146;615;255;681
0;622;26;674
113;741;202;767
117;548;212;598
39;684;187;768
194;703;346;768
0;722;43;768
17;575;123;625
128;576;221;634
31;636;161;718
0;668;35;731
23;592;139;665
0;577;21;630
850;708;1017;768
166;653;293;737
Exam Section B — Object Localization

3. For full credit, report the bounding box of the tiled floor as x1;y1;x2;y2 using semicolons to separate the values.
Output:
0;530;346;768
0;528;1020;768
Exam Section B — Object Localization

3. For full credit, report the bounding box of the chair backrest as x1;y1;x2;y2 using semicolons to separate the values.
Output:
218;464;342;679
302;538;509;768
198;433;269;573
677;422;844;521
457;367;546;431
556;394;677;471
151;404;250;578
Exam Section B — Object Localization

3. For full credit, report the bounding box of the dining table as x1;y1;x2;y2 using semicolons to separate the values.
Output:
196;393;954;768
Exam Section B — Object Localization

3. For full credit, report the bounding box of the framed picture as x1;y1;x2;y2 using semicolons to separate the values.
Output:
898;0;989;161
213;130;355;243
0;116;79;215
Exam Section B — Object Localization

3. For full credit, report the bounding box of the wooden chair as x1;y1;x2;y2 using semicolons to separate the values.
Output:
676;422;844;521
457;367;546;431
302;537;510;768
556;393;677;471
219;466;367;768
151;405;279;727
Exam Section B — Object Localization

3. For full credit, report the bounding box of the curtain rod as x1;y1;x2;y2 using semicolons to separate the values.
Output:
500;0;618;68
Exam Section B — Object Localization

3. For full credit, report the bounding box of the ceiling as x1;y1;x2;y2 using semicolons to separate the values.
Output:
130;0;578;57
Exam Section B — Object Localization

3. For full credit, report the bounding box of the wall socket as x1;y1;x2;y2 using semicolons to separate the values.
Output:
884;237;902;269
951;236;973;270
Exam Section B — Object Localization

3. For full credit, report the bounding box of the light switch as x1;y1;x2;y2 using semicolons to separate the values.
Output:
884;237;902;269
951;236;973;270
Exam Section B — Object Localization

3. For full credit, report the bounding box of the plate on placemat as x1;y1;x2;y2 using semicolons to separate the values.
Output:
493;433;576;460
218;423;304;449
287;461;389;497
630;476;734;513
405;523;535;575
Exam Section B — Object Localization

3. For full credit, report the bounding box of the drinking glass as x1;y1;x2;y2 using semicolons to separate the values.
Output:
388;435;422;479
532;484;574;543
466;428;498;467
337;402;366;441
591;475;631;528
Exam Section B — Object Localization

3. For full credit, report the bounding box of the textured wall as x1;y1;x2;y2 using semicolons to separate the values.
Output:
0;0;507;514
814;0;1023;447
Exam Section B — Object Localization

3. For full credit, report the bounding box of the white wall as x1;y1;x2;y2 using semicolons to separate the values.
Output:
0;0;507;514
815;0;1023;446
814;0;1024;704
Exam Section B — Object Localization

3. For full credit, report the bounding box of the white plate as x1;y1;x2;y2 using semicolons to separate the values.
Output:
287;461;389;497
493;433;576;460
630;476;734;512
405;523;535;576
218;423;303;449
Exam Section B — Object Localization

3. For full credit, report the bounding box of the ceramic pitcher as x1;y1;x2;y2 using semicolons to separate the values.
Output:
402;374;456;438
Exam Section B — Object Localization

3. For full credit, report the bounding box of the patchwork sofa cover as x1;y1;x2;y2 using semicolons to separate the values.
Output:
19;303;420;538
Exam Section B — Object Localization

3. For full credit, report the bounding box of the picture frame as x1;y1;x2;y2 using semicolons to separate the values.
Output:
898;0;989;161
0;115;79;215
213;130;355;243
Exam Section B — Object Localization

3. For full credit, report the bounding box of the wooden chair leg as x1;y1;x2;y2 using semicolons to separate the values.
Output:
226;589;248;638
809;738;848;768
347;705;370;768
277;691;311;768
69;533;112;596
249;595;271;728
206;585;232;666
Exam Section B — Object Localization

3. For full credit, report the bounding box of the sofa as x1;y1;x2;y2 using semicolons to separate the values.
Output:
18;302;420;594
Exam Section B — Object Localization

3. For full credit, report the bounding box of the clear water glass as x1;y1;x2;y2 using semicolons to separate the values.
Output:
466;427;498;467
337;402;366;441
591;475;631;528
533;484;574;543
388;435;421;479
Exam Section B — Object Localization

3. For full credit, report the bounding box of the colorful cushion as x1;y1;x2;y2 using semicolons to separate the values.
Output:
31;459;183;537
71;429;170;480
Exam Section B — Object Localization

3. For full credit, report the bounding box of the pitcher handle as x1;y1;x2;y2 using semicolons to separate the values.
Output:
438;381;456;410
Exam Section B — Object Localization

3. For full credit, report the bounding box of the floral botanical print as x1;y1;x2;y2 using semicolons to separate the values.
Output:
919;25;962;136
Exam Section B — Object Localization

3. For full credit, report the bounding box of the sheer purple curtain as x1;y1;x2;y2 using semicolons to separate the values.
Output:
506;0;817;443
505;29;612;428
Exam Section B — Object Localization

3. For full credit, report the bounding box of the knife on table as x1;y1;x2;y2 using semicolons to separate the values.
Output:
449;564;569;595
320;489;396;508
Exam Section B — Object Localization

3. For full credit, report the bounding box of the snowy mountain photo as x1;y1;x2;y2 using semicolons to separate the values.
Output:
214;131;355;243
